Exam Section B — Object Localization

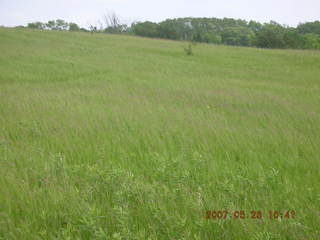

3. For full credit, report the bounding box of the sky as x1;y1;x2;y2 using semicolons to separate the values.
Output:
0;0;320;28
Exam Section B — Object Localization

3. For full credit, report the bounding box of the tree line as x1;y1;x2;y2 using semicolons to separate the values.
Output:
131;18;320;50
25;17;320;50
27;19;87;32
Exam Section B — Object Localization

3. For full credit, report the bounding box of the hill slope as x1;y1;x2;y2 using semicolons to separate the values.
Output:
0;28;320;239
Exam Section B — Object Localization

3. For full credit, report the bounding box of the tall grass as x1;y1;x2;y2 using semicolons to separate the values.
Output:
0;28;319;239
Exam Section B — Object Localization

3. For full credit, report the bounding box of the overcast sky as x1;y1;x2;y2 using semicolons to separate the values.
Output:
1;0;320;28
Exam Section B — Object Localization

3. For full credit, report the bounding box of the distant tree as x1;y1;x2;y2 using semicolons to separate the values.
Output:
27;22;45;30
158;20;181;40
248;20;263;33
103;12;126;33
302;33;320;49
44;20;69;31
202;32;222;44
46;20;56;30
254;22;286;48
89;25;98;34
55;19;68;31
132;21;160;38
69;22;80;31
297;21;320;35
104;12;120;28
283;28;305;49
221;26;254;46
24;17;320;50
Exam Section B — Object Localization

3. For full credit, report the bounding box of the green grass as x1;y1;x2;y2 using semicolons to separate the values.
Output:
0;27;320;240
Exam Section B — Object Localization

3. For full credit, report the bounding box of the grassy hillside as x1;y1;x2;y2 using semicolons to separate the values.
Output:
0;28;319;239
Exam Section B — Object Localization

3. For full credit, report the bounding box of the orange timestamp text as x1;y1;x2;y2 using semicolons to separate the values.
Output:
205;210;296;220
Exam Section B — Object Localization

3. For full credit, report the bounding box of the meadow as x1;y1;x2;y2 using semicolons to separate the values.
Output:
0;27;319;239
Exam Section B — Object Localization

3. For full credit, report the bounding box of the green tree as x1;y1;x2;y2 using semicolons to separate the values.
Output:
103;12;128;34
202;32;222;44
55;19;68;31
158;20;181;40
283;28;305;49
248;20;263;33
69;23;80;31
303;34;320;49
27;22;45;30
221;27;254;46
254;22;286;48
297;21;320;35
46;20;56;30
132;21;160;38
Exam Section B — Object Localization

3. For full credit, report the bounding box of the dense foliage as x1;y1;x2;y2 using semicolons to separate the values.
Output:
26;18;320;50
132;18;320;49
27;19;88;32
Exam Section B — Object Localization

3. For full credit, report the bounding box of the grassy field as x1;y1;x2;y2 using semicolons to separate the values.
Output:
0;27;319;239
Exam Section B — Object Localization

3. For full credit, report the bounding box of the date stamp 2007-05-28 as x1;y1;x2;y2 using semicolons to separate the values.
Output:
205;210;296;220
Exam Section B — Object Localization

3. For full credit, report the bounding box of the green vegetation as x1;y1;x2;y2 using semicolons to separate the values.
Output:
27;19;88;33
26;17;320;50
132;18;320;50
0;27;319;239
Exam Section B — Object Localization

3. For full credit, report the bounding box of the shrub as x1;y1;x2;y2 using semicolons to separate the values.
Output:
183;43;193;55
